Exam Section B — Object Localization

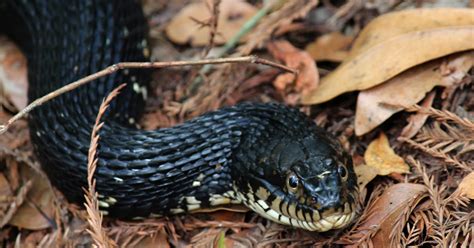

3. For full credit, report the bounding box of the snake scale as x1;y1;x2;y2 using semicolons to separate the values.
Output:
1;0;358;231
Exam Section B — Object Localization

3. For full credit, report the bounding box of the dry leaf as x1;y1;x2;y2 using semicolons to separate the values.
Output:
353;163;379;190
209;210;246;222
353;183;428;247
0;37;28;110
0;173;12;197
134;229;170;248
349;8;474;59
9;165;55;230
165;0;256;46
302;25;474;104
355;52;474;135
458;172;474;199
267;40;319;102
0;173;13;219
355;133;410;189
365;133;410;175
305;32;354;62
400;92;435;138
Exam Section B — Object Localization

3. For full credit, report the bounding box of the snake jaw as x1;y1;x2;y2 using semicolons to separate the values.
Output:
235;186;357;231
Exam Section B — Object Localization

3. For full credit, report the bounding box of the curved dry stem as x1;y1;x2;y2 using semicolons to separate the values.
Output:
0;56;296;134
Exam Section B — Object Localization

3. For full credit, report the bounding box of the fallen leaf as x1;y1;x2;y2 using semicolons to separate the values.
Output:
165;0;257;46
134;229;170;248
8;164;55;230
355;51;474;135
458;172;474;199
350;183;428;247
400;92;435;139
0;173;13;218
267;40;319;103
0;36;28;110
349;8;474;59
209;210;246;222
365;133;410;175
302;26;474;104
305;32;354;62
0;173;12;198
353;164;379;190
0;113;29;150
355;133;410;189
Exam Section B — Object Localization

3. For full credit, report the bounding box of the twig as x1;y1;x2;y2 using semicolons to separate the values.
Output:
0;180;32;228
399;137;472;172
201;0;221;58
84;84;126;248
0;56;295;134
404;104;474;130
188;0;276;94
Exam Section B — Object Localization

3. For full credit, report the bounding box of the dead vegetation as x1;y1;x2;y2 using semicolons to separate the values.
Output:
0;0;473;247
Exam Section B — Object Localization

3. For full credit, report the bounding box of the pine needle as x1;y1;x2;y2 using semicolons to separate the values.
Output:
84;84;127;248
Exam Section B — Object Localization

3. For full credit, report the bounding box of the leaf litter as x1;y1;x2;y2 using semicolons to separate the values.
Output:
0;0;473;247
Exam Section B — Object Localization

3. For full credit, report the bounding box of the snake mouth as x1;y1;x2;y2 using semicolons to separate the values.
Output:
235;187;357;232
248;200;356;232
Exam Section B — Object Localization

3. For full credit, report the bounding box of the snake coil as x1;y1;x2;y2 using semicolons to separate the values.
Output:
1;0;358;232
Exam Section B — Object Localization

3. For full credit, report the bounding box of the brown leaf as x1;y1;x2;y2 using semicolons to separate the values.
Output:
0;173;13;222
365;133;410;175
354;183;428;247
134;229;170;248
458;172;474;199
209;210;246;223
353;163;379;191
165;0;257;46
0;37;28;110
354;51;474;135
305;32;354;62
8;165;55;230
267;40;319;102
302;25;474;104
349;8;474;60
400;92;435;139
355;133;410;189
0;173;12;198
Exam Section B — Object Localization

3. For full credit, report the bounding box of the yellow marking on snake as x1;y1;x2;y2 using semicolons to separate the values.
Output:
255;187;270;201
170;208;185;214
209;194;233;206
344;202;351;214
305;212;312;222
297;209;305;221
313;210;320;221
288;204;297;219
280;201;289;217
241;191;355;231
184;196;201;205
271;197;281;212
105;197;117;205
98;201;110;208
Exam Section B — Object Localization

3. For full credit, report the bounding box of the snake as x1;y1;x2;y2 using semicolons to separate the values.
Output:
1;0;358;232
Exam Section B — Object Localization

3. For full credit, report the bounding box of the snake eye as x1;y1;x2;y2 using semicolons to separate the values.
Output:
286;173;299;192
338;165;348;181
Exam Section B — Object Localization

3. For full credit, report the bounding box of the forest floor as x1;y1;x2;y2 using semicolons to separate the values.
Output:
0;0;473;247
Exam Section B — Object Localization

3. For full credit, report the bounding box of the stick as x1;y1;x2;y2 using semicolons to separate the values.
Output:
0;55;297;134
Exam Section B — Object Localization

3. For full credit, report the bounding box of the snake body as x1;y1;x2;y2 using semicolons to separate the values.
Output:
1;0;358;231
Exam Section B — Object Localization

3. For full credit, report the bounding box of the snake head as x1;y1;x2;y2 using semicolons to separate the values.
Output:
235;133;358;232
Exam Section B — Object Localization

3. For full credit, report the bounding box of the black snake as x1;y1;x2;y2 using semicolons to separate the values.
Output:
1;0;358;231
